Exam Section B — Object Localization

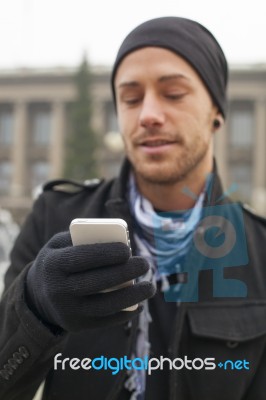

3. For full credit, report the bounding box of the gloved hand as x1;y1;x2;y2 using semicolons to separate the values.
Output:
26;231;155;332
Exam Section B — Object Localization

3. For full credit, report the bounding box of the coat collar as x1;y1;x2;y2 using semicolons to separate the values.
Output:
105;157;228;211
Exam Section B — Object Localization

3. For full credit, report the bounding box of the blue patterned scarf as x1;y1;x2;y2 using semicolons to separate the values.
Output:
124;173;204;399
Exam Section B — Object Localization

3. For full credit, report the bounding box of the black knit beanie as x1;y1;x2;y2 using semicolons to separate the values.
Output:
111;17;228;118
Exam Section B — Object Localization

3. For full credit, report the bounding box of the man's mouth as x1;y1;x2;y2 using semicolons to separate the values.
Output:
141;140;175;147
138;138;178;154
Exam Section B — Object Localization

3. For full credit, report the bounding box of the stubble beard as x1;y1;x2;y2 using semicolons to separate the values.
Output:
129;138;211;186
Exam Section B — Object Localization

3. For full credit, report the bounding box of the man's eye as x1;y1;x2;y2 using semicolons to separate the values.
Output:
123;98;141;105
166;93;186;100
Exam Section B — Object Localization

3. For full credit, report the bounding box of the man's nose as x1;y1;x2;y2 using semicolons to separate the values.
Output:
139;93;165;128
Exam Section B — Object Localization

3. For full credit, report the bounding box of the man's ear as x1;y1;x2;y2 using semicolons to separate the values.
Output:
212;112;224;132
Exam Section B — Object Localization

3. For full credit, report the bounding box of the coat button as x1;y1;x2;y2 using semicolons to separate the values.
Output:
4;364;14;376
0;346;30;381
13;352;24;364
0;369;10;380
226;340;239;349
7;358;18;370
18;346;30;359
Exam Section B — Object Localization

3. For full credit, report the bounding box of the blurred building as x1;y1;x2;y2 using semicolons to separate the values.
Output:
0;64;265;224
0;207;19;295
215;65;266;215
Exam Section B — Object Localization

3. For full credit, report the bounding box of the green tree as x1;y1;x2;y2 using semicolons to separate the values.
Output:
64;56;99;181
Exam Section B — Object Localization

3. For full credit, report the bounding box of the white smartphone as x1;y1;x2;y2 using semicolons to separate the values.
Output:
69;218;137;311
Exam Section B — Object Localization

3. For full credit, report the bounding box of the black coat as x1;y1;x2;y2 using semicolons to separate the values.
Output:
1;159;266;400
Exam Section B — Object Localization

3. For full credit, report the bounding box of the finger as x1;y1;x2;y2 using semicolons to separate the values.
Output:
68;306;143;332
78;281;156;318
64;257;150;295
47;242;131;273
48;231;73;249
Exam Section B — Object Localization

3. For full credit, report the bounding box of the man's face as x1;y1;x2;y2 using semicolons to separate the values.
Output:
114;47;220;185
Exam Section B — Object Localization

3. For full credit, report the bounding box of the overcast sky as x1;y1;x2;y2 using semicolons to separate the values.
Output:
0;0;265;70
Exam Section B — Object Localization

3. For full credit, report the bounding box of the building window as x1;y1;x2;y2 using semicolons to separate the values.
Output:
105;101;118;133
31;161;50;191
30;104;52;146
0;161;12;195
0;105;14;146
227;101;254;203
228;101;254;149
230;163;252;202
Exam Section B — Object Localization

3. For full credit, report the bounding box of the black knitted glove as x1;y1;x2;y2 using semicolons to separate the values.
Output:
26;231;155;332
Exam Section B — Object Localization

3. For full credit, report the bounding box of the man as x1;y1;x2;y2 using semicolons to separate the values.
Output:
1;16;266;400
